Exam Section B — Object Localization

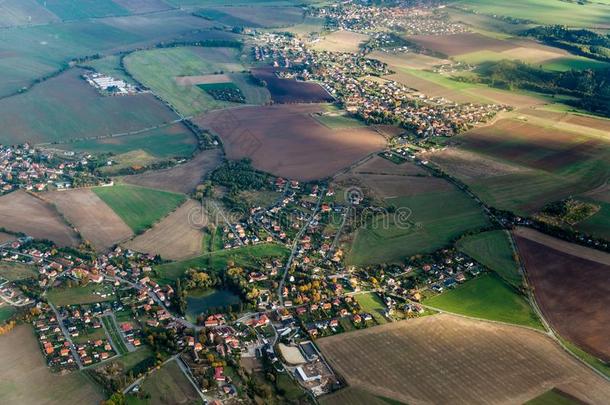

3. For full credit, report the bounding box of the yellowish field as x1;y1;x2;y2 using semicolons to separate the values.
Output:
368;50;451;70
124;199;204;260
312;30;370;53
45;189;133;251
317;314;610;404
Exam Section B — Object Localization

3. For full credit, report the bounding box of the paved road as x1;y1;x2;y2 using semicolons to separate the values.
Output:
278;187;325;307
48;302;83;369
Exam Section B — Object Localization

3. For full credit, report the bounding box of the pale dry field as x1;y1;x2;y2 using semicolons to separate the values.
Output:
0;325;103;405
313;30;370;53
421;148;533;181
122;149;222;194
368;50;451;70
125;199;203;260
0;191;79;247
45;189;133;251
317;314;610;405
514;227;610;266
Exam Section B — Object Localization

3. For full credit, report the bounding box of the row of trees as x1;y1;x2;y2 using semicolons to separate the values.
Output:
465;60;610;116
523;25;610;62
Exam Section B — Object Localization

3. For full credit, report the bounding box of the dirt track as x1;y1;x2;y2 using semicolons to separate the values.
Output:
514;229;610;362
318;314;610;405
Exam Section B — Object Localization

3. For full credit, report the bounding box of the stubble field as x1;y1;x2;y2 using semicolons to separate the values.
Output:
317;314;610;405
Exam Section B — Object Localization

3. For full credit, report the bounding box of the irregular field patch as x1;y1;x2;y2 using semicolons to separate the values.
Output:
312;30;370;53
406;32;516;56
196;104;385;181
125;199;204;260
124;46;258;116
347;188;489;265
0;325;103;405
457;230;522;288
36;0;131;20
140;359;201;405
45;189;133;252
122;148;222;194
251;67;333;104
424;273;541;328
154;243;289;284
0;190;79;247
514;227;610;362
317;314;610;405
92;185;186;234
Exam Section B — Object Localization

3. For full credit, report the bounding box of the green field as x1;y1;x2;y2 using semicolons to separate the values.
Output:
81;55;137;85
154;243;289;284
195;6;305;28
0;68;178;145
36;0;130;20
118;346;154;371
0;261;38;281
424;274;543;329
0;12;218;98
313;112;366;129
576;199;610;240
102;316;128;355
348;189;490;265
455;118;610;216
0;306;16;324
57;124;197;160
140;359;203;405
93;185;185;233
457;230;522;289
455;0;610;27
526;389;580;405
124;46;269;116
541;57;609;72
354;292;388;325
47;283;116;307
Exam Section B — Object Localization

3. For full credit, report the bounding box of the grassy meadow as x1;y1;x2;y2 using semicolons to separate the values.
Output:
457;230;522;288
424;274;543;329
355;292;388;325
0;261;38;281
93;185;186;233
58;123;197;160
154;243;289;284
47;283;116;307
348;189;489;265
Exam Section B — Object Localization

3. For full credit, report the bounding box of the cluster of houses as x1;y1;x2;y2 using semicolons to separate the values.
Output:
83;72;142;96
312;1;468;36
254;24;509;139
0;144;89;194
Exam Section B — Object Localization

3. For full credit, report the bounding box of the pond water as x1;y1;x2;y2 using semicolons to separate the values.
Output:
185;289;242;322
